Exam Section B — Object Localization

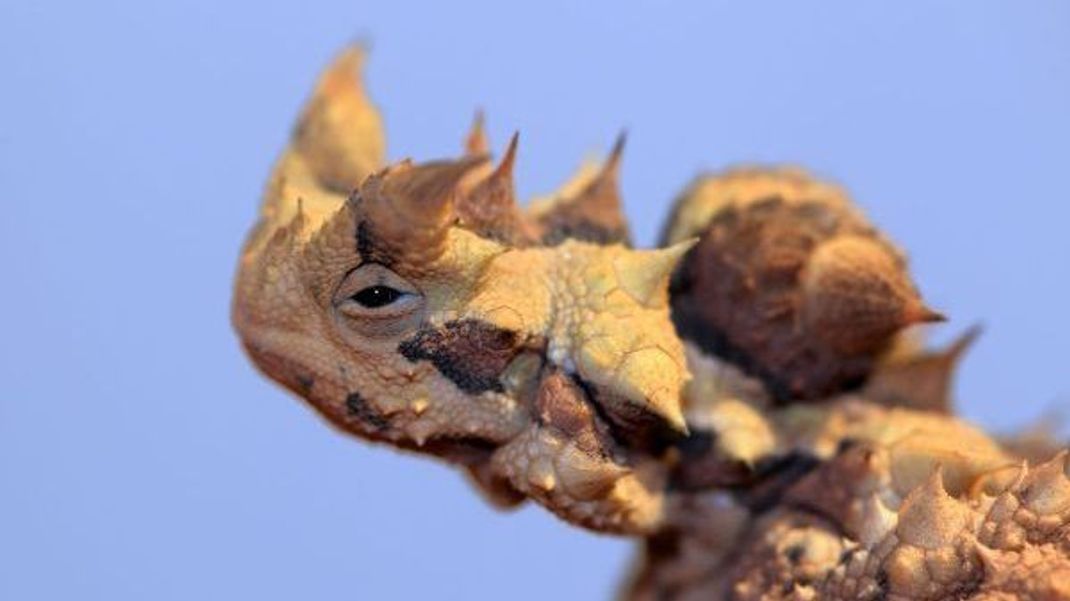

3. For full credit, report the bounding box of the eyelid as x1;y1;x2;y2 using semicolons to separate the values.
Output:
331;263;426;339
334;263;418;304
338;292;421;320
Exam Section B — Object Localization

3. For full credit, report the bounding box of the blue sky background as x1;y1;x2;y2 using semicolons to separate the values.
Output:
2;2;1068;599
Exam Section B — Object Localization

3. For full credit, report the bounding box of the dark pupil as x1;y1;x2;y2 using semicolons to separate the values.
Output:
351;286;402;308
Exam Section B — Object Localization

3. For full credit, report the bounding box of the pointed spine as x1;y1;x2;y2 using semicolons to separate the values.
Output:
613;239;698;308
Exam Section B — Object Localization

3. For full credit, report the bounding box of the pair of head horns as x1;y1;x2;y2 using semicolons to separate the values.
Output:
462;111;632;247
351;126;632;262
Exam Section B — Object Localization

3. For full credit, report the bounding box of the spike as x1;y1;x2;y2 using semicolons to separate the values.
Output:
528;158;601;213
604;130;627;178
614;348;689;434
554;442;629;501
454;133;533;244
576;131;626;206
947;324;983;359
972;541;1010;576
896;468;971;549
464;109;489;156
528;459;557;493
905;304;947;325
865;324;983;413
613;239;698;308
533;134;631;245
383;156;490;218
410;398;429;416
496;131;519;180
355;156;490;266
292;45;386;193
1016;450;1070;515
802;236;939;355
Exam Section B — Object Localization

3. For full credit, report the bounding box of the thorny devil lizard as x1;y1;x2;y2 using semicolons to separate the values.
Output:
232;47;1070;600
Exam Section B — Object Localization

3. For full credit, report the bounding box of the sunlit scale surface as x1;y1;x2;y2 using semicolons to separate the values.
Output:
232;48;1070;599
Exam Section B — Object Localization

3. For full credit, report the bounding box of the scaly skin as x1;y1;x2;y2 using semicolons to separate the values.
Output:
232;47;1070;599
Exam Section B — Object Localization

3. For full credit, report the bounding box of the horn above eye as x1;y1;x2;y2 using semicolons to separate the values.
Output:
353;156;491;267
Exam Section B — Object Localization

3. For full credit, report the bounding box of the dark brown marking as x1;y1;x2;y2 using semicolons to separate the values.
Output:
345;391;390;430
534;370;616;457
874;568;889;601
355;219;394;267
785;544;805;565
539;218;630;246
735;452;822;513
295;374;315;395
670;429;761;491
398;319;522;394
569;374;686;455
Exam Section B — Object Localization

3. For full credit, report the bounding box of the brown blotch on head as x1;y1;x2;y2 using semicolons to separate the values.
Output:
397;319;525;394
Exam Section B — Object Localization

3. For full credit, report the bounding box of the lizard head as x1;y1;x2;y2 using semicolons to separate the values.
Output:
232;47;692;533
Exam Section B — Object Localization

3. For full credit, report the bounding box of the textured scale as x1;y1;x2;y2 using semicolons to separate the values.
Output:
664;169;944;401
232;47;1069;599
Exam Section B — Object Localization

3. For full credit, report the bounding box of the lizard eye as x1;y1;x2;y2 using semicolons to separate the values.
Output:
333;263;425;332
351;285;405;308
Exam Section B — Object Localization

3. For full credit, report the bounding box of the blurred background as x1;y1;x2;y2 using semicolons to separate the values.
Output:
2;1;1068;599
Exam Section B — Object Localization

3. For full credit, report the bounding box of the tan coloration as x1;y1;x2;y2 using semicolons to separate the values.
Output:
464;109;489;156
354;157;491;271
233;52;694;535
730;510;847;600
235;50;1069;599
773;398;1012;496
461;240;692;435
659;166;858;247
291;46;386;195
527;156;602;213
866;325;983;413
530;134;631;245
455;133;537;246
970;544;1070;601
614;240;698;309
800;235;945;354
666;345;778;489
666;168;940;402
625;407;1069;601
490;371;669;533
237;173;690;532
249;47;385;256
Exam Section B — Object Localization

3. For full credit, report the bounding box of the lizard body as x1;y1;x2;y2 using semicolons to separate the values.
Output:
232;47;1069;599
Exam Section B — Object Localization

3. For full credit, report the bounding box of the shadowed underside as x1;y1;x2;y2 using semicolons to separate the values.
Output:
232;47;1070;600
